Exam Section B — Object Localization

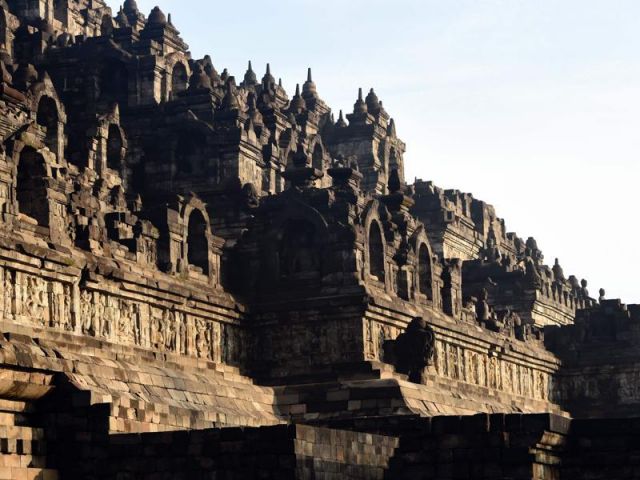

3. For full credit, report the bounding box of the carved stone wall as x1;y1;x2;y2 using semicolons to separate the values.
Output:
547;300;640;418
0;241;243;367
364;305;556;407
0;1;639;476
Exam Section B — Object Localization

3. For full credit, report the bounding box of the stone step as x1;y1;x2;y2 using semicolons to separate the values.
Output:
0;452;48;468
0;424;45;441
0;467;57;480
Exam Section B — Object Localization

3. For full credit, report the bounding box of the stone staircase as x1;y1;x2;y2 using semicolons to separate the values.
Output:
0;400;58;480
271;361;565;425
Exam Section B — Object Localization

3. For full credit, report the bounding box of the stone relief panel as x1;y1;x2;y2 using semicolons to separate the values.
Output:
363;319;402;362
1;268;15;321
0;183;9;216
557;370;640;409
49;282;73;331
0;270;70;331
254;314;363;374
0;266;233;363
368;318;551;402
137;235;157;266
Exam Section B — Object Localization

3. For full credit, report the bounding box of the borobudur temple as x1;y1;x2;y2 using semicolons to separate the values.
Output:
0;1;638;478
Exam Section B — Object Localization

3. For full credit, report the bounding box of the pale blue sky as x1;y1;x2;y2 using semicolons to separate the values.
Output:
107;0;640;303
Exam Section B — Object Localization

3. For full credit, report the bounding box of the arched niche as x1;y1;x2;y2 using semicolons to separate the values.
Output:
368;220;385;282
36;96;59;154
418;243;433;300
17;147;49;227
187;208;209;275
279;219;321;282
101;14;114;36
278;129;292;151
171;63;188;98
312;143;324;171
397;267;410;300
389;148;399;170
106;123;124;171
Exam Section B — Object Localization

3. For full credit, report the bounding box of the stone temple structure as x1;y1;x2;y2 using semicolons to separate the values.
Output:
0;0;638;478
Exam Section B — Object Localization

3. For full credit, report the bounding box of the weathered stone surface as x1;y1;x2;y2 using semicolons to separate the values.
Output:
52;424;399;479
0;0;637;478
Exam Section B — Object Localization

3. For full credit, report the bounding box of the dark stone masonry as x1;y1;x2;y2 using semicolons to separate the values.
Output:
0;0;637;478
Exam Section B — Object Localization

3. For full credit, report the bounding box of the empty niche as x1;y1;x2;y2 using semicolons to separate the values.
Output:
187;209;209;275
17;147;49;227
36;96;59;154
171;62;188;98
368;221;385;282
106;124;124;171
418;243;433;300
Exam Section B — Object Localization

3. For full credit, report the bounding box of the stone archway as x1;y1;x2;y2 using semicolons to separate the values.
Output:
171;63;188;98
36;96;59;154
368;221;385;282
17;147;49;227
106;124;124;171
418;243;433;300
187;209;209;275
